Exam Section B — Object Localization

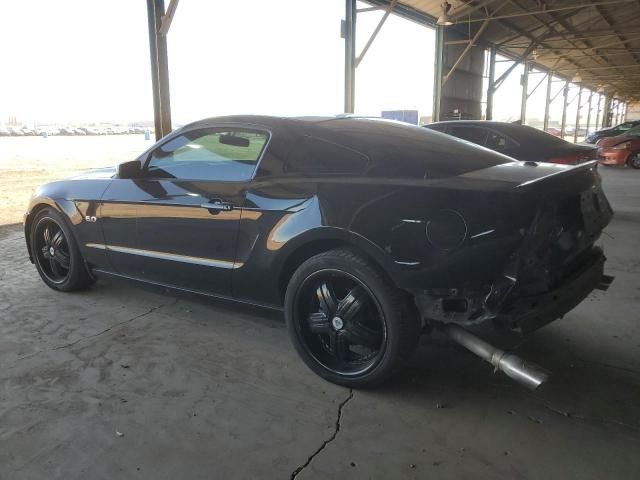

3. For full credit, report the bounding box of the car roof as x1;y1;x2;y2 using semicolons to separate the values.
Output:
176;115;514;179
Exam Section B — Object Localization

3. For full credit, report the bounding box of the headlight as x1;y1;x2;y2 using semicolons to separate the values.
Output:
426;209;467;250
612;141;631;150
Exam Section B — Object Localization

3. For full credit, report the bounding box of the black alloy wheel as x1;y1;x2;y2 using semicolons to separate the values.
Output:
629;152;640;169
34;217;71;284
285;248;420;388
30;208;94;291
295;270;386;376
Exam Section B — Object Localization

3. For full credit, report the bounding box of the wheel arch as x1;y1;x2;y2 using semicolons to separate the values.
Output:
24;198;79;262
276;227;397;303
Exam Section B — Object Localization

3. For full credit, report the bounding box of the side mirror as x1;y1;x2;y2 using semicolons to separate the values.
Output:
118;160;142;179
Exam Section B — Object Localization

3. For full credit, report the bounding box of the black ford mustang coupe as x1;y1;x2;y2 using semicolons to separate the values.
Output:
25;116;613;388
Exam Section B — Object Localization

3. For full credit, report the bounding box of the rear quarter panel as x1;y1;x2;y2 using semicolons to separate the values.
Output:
233;176;530;304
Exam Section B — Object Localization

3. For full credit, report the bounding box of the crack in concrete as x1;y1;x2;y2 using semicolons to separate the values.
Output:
539;400;640;435
12;298;177;363
290;389;354;479
575;356;640;376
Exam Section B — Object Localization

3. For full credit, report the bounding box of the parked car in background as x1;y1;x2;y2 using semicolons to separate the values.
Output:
426;121;596;164
546;127;561;137
0;127;11;136
24;115;613;388
9;127;24;136
597;125;640;168
585;120;640;144
564;126;588;137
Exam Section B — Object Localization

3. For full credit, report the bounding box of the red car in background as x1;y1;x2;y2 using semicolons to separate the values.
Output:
597;125;640;169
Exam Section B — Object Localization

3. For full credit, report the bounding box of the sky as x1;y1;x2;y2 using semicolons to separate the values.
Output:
0;0;435;126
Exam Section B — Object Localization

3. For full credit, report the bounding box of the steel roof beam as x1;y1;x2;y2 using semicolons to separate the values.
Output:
448;0;635;24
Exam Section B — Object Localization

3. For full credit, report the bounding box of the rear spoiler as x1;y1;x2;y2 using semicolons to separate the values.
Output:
516;160;598;188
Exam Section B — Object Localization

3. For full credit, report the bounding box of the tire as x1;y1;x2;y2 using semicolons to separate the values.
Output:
30;207;94;292
628;152;640;169
285;248;420;388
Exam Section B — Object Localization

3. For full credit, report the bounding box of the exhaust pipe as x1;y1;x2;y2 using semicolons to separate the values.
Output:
443;324;550;390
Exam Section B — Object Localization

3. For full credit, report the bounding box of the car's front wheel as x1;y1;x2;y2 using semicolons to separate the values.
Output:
628;152;640;169
30;207;94;292
285;248;420;388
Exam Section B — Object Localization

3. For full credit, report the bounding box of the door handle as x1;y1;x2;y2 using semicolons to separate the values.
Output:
201;199;234;211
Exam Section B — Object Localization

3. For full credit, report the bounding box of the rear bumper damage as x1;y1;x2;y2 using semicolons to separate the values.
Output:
414;172;614;334
496;248;609;334
414;248;612;334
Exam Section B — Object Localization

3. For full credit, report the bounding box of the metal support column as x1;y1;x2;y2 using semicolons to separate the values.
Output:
520;62;529;124
595;94;602;130
600;95;611;128
343;0;356;114
146;0;172;140
585;91;593;137
573;87;583;143
486;47;496;120
543;72;552;131
433;24;445;122
560;81;569;139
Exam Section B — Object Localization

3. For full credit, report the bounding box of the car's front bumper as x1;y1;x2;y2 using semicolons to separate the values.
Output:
598;148;630;165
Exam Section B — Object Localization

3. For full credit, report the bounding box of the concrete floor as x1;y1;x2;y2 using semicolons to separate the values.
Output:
1;166;639;480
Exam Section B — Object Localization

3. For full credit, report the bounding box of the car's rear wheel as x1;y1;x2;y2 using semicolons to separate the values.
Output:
30;208;94;291
285;248;420;388
628;152;640;169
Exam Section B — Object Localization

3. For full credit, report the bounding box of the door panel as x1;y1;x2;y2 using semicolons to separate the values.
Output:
98;177;244;296
96;125;269;297
133;179;244;296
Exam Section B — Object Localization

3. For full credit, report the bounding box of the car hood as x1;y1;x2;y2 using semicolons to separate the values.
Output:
597;135;639;148
68;166;117;180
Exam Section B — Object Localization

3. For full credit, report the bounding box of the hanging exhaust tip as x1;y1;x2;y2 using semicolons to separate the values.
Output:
443;324;551;390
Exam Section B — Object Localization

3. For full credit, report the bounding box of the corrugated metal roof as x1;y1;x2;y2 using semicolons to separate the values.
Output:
370;0;640;100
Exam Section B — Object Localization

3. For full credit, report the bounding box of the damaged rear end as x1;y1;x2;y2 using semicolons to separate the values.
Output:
415;161;613;335
497;161;613;334
411;160;613;389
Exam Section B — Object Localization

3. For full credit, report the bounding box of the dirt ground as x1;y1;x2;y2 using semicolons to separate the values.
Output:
0;135;151;225
1;154;639;479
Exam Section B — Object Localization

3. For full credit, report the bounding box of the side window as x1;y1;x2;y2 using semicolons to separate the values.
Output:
145;128;268;181
618;122;633;131
448;126;488;146
284;136;369;174
485;131;513;152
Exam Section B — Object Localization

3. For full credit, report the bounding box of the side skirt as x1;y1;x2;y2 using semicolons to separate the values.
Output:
91;268;284;313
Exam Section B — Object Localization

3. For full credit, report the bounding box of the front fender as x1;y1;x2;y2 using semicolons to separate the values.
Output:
24;196;81;263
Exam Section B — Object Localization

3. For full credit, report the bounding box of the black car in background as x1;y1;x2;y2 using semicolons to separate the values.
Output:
585;120;640;144
427;121;596;164
24;116;612;388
